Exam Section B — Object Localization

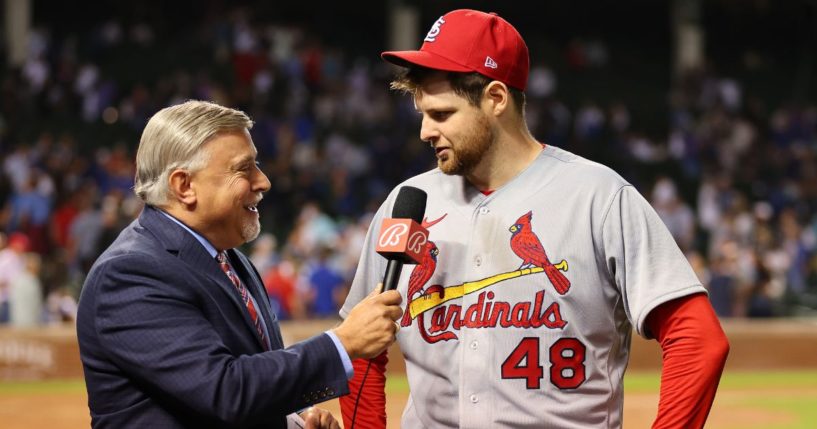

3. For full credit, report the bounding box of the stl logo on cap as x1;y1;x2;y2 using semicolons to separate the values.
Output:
424;16;446;42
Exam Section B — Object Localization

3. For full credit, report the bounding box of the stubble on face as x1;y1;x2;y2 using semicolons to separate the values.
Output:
241;210;261;243
239;192;263;243
438;111;495;176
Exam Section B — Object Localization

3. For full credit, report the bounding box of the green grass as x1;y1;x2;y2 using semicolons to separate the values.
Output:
740;395;817;429
718;370;817;389
622;371;663;392
387;369;817;394
0;379;86;395
624;369;817;392
385;374;410;394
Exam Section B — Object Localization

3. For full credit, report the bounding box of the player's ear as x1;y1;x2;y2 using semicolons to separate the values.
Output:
483;81;510;117
168;169;197;206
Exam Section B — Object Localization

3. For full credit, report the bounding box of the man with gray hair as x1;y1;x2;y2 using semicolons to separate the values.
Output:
77;100;403;429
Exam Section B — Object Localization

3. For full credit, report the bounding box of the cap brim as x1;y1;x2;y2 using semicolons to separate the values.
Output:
381;50;474;73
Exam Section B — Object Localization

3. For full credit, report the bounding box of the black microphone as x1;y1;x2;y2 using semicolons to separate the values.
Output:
375;186;428;292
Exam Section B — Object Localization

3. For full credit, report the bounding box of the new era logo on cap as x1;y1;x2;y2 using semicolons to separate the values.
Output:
381;9;530;91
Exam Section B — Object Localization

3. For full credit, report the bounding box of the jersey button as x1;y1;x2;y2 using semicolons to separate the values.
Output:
470;394;479;403
470;341;478;350
474;256;482;266
479;207;489;215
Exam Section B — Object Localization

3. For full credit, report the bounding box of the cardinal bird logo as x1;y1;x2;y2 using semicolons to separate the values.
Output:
405;237;457;343
509;211;571;295
400;214;447;327
401;241;439;327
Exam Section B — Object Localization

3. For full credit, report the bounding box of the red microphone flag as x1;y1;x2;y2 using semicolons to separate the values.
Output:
375;218;429;265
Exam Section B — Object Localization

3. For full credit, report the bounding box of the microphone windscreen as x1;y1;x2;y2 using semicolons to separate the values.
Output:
392;186;427;223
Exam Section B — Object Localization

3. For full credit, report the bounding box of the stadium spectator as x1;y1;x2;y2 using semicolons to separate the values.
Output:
9;252;44;327
0;232;30;323
0;3;814;322
302;246;346;318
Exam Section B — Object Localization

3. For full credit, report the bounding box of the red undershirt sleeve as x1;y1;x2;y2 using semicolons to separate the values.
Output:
340;350;389;429
645;293;730;429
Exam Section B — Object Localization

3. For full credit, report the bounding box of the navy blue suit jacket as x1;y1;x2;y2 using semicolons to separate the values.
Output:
77;206;348;428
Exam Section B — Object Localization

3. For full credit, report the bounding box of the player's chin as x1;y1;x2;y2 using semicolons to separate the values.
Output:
437;157;456;174
439;159;467;176
241;218;262;243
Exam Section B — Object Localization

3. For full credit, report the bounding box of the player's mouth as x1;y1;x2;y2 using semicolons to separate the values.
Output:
244;196;262;215
435;146;451;158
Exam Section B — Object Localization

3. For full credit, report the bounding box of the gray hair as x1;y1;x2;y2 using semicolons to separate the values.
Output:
134;100;254;206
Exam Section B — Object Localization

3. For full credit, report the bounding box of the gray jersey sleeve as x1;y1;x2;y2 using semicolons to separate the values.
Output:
601;185;705;338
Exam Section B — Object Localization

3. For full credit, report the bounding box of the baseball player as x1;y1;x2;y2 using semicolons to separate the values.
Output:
339;9;729;429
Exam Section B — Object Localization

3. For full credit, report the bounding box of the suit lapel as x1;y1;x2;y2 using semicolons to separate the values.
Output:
139;206;268;350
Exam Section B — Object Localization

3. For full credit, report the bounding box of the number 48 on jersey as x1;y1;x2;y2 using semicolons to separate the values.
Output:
501;337;587;390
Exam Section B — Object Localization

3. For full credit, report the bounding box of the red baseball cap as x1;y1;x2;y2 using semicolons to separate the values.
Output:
382;9;530;91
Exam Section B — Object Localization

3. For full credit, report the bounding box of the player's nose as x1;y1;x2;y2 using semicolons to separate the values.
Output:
420;116;439;145
253;165;271;193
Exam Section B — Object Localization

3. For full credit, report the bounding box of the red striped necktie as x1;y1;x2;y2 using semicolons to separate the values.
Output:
217;251;269;350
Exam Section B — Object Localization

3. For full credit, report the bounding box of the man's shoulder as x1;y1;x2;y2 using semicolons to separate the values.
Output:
88;219;173;280
368;168;457;216
539;145;630;191
394;168;470;199
401;167;452;187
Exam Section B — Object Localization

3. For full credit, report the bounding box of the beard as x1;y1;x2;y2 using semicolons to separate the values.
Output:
438;112;495;176
241;216;261;243
240;194;263;243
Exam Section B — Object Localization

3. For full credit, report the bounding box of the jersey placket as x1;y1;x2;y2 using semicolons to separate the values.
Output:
459;201;495;428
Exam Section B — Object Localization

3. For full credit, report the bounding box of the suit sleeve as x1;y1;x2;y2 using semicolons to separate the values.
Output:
86;254;349;426
646;293;730;428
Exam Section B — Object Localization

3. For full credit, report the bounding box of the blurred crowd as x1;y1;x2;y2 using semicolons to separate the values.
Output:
1;6;816;327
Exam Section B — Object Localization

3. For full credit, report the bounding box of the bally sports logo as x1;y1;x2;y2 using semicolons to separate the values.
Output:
375;218;429;264
379;223;428;254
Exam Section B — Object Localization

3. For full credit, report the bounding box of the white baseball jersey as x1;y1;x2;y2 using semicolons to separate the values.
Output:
340;145;705;428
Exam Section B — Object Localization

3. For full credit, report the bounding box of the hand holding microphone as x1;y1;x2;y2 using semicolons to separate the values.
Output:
333;186;428;360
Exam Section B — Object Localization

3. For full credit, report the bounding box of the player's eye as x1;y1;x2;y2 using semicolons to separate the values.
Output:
234;162;255;173
431;111;452;121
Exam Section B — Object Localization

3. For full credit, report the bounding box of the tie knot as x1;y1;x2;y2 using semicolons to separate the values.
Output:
216;251;228;264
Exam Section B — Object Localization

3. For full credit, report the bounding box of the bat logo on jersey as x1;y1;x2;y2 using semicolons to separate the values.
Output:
509;211;571;294
403;210;571;344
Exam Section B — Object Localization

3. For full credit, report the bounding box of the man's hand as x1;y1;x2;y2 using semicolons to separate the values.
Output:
332;283;403;360
298;407;340;429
